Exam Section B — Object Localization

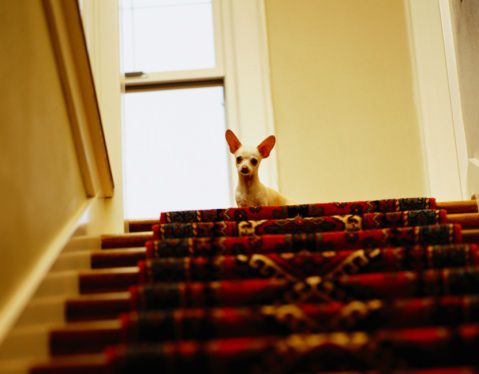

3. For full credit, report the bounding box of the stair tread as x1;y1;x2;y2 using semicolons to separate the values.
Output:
29;354;106;374
101;234;152;249
126;219;157;233
50;320;121;332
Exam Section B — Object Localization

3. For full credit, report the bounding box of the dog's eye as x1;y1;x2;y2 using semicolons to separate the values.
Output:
236;156;243;164
250;158;258;166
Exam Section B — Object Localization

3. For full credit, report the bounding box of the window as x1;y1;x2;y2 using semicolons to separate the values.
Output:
123;86;230;218
120;0;277;218
121;0;217;73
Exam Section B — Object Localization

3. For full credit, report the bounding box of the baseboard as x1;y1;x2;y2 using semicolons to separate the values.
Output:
468;158;479;200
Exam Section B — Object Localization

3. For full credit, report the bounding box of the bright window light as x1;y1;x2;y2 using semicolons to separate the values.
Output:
120;0;216;72
122;86;231;219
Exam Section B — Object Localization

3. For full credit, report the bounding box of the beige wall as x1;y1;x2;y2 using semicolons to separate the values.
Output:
265;0;426;203
0;0;86;333
0;0;124;343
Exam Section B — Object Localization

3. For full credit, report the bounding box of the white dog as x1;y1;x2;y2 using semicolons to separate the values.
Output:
225;129;290;207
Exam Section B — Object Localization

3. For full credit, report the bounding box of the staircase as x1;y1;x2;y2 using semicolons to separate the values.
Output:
1;198;479;373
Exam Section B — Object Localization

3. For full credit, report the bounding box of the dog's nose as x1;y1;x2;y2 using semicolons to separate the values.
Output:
240;166;249;174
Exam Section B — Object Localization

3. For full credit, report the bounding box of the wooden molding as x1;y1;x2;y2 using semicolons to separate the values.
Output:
42;0;114;198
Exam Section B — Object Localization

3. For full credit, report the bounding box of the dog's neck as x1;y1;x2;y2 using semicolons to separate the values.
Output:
237;170;262;191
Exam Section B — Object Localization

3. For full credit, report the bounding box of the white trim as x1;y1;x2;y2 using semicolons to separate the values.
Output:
438;0;469;198
403;0;430;196
403;0;463;201
43;0;115;198
257;0;278;189
221;0;278;190
0;200;90;346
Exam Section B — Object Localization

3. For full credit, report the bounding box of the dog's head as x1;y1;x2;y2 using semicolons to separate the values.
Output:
225;130;276;177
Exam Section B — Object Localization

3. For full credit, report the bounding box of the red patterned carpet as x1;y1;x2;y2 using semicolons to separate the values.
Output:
31;198;479;373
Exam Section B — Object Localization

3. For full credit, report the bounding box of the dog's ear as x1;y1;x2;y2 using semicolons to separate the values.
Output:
257;135;276;158
225;130;242;153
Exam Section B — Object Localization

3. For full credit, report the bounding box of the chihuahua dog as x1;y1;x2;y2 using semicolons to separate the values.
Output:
225;129;290;207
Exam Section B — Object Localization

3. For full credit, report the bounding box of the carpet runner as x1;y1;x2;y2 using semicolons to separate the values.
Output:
139;244;479;282
147;223;461;257
30;197;479;373
159;197;437;223
153;210;447;239
106;327;479;373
